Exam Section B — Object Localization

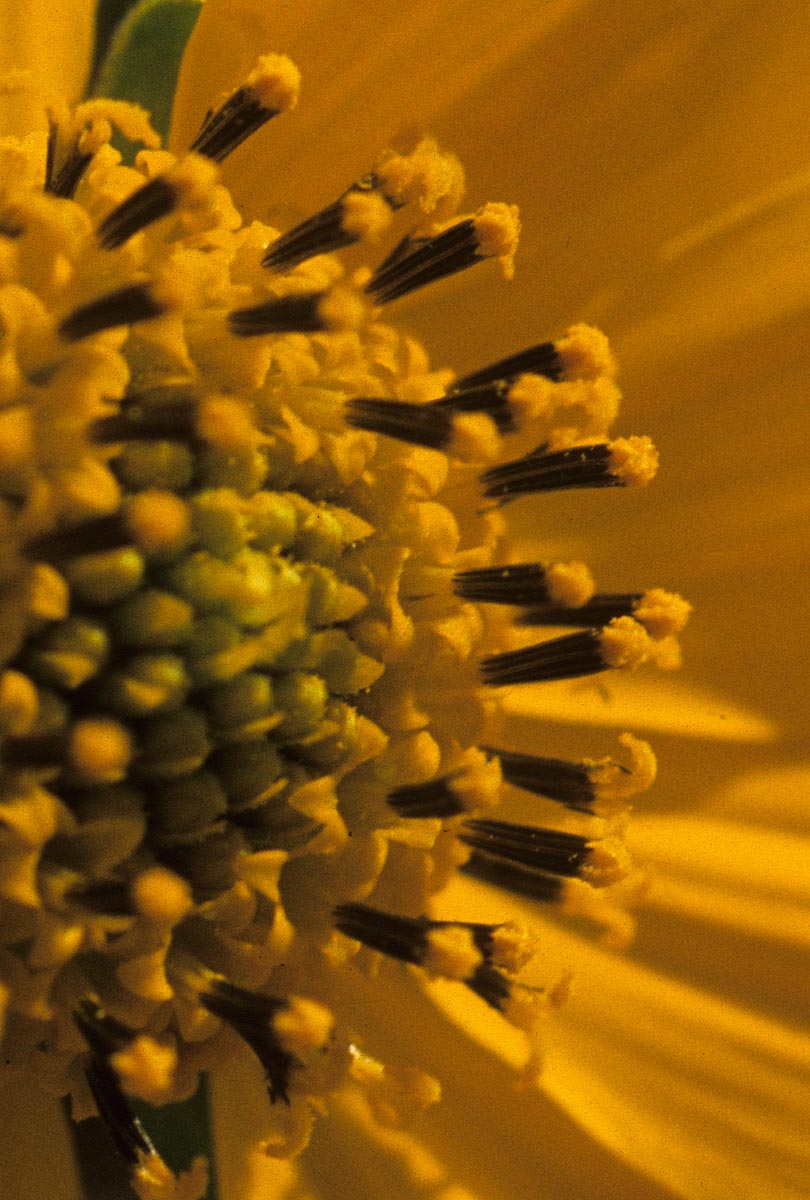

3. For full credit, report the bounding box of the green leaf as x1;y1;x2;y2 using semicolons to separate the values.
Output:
92;0;143;80
92;0;203;144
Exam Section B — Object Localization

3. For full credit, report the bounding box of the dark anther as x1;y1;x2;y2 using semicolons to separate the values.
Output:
453;341;563;392
481;443;617;501
481;630;605;686
484;747;598;812
59;284;166;342
460;850;565;904
460;818;590;877
453;563;558;606
387;775;466;819
229;293;327;337
365;219;482;304
97;176;179;250
346;397;453;449
517;593;643;628
200;981;296;1104
433;382;515;432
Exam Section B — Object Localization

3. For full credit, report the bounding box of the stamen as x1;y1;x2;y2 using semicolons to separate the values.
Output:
387;749;501;817
44;115;110;199
365;202;520;304
58;283;168;341
461;819;588;875
460;852;564;903
333;903;432;965
486;746;602;812
264;137;465;271
334;902;526;997
74;1005;156;1161
453;561;595;607
387;774;468;818
453;323;616;392
199;980;296;1104
432;381;515;432
480;615;652;686
76;1002;205;1198
517;587;692;638
345;397;454;449
97;156;219;250
459;818;628;886
481;436;658;501
264;190;392;271
229;288;363;337
190;54;300;162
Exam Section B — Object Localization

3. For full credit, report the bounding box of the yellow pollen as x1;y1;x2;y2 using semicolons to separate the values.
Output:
544;560;595;607
634;587;693;639
423;925;483;981
555;323;618;381
472;202;521;278
340;190;392;241
598;616;652;670
608;434;659;487
244;54;301;113
110;1035;178;1104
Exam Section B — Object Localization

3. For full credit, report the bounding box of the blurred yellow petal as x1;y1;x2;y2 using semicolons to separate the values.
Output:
544;945;810;1200
170;0;589;212
0;0;95;134
0;1086;81;1200
706;764;810;834
502;673;779;742
210;1045;298;1200
630;814;810;951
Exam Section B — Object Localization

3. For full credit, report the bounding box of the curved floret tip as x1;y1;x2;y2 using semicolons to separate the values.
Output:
587;733;658;813
340;189;393;240
608;435;659;487
634;587;693;638
374;137;466;217
245;54;302;114
555;323;618;381
544;560;596;607
473;202;521;278
597;615;652;670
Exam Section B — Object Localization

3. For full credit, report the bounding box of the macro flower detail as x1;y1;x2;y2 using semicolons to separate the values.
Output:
0;39;692;1200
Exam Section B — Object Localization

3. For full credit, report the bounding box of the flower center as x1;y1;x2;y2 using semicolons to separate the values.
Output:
0;53;689;1199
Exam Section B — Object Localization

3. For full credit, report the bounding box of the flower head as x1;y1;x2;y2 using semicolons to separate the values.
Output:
3;4;808;1200
0;12;697;1195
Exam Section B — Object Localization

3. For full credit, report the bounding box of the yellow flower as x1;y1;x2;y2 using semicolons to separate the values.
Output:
1;3;808;1200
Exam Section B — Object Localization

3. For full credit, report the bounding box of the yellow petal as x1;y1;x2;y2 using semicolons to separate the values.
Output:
209;1041;299;1199
0;1084;81;1199
706;764;810;834
501;672;778;742
543;942;810;1200
169;0;589;215
630;814;810;951
0;0;95;134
